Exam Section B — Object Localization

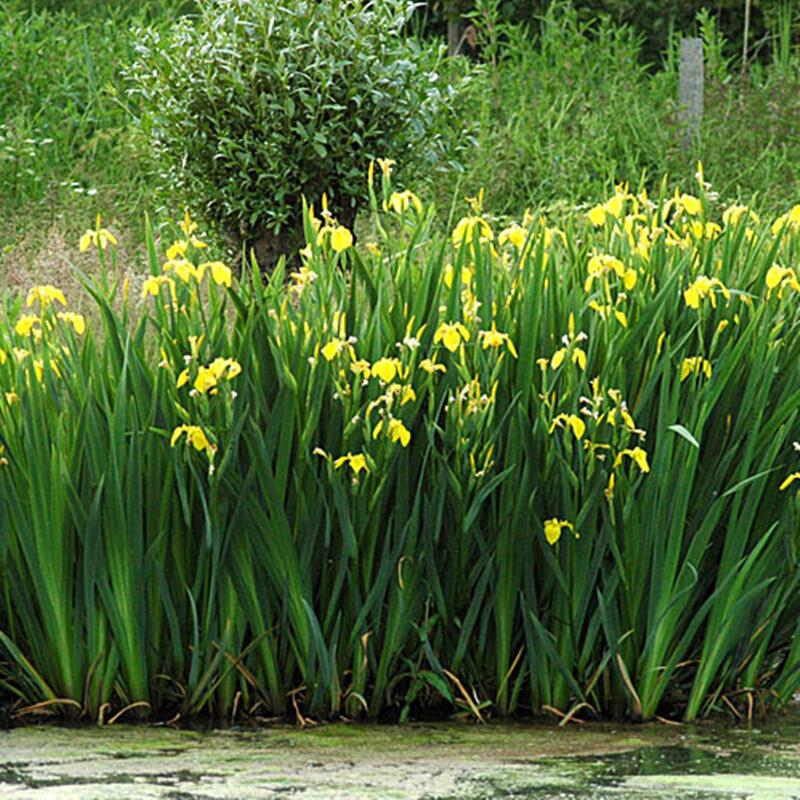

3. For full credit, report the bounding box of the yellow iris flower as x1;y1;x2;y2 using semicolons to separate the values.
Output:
334;452;369;476
613;447;650;473
478;323;518;357
419;357;446;375
330;226;353;253
549;413;586;440
543;518;578;546
170;424;214;459
79;214;117;252
56;312;86;335
372;357;402;383
373;418;411;447
434;321;470;352
27;285;66;309
684;275;729;309
15;315;40;336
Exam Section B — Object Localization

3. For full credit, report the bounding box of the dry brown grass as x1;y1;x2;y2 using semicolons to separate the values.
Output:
0;219;150;323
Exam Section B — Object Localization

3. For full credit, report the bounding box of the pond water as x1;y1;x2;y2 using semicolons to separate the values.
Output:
2;714;800;798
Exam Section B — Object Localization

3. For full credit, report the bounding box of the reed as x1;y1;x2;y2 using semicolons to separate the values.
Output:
1;168;799;723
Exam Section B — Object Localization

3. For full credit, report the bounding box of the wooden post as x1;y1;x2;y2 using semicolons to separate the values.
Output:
742;0;752;74
447;17;466;56
445;0;468;56
679;37;704;149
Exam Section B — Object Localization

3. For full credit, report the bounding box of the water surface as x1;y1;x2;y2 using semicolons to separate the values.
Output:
3;714;800;798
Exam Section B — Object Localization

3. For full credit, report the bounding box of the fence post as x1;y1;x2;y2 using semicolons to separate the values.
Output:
679;37;704;149
446;0;468;56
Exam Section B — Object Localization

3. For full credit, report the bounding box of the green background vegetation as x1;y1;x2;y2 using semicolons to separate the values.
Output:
2;0;798;274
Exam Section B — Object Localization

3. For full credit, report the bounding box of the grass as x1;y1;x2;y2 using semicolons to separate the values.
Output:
427;4;800;220
0;0;193;287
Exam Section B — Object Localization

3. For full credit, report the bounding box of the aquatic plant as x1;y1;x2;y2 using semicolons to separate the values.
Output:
1;167;799;724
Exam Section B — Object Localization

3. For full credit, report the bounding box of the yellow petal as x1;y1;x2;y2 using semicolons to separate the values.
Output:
569;416;586;440
194;367;217;394
587;206;607;226
210;262;232;287
443;327;461;352
544;519;562;546
167;241;188;260
188;427;211;452
372;358;398;383
321;340;341;362
632;448;650;473
766;265;787;290
15;315;39;336
349;453;368;475
330;226;353;253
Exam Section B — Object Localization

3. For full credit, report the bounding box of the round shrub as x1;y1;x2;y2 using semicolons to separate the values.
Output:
128;0;448;264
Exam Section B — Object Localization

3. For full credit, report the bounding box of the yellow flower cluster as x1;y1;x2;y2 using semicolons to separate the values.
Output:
177;356;242;395
13;286;86;351
684;275;730;310
139;212;232;300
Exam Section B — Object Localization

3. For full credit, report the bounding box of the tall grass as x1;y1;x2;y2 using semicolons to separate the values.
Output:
0;0;188;250
432;4;800;219
1;168;799;723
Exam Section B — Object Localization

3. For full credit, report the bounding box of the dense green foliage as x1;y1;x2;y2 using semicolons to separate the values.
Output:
1;175;800;723
430;0;794;67
434;4;800;218
2;0;798;265
127;0;451;260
